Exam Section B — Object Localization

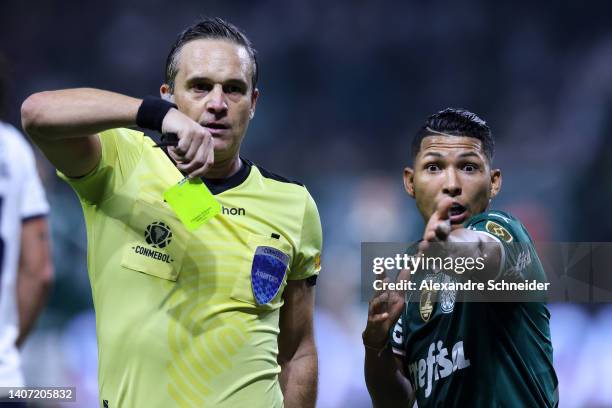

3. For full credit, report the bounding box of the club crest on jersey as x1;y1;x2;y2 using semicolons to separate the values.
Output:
251;246;290;305
145;221;173;248
439;275;457;314
485;221;513;242
420;288;437;322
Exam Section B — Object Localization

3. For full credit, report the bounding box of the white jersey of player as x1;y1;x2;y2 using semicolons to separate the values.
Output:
0;122;49;387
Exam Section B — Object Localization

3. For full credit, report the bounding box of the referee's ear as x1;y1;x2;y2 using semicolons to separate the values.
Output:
159;84;175;103
249;87;260;119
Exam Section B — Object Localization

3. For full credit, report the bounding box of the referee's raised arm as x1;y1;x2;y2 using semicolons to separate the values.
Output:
21;88;214;179
20;88;139;177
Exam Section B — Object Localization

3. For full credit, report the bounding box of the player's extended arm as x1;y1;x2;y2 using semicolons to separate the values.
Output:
363;269;414;407
16;217;53;347
21;88;214;178
277;279;317;408
421;197;502;281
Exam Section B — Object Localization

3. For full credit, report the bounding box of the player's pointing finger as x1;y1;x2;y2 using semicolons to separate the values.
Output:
436;197;454;221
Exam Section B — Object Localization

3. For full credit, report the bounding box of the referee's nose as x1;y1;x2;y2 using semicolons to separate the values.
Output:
206;84;228;116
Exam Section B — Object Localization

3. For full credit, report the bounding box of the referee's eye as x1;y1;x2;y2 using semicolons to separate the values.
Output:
193;83;213;93
223;84;246;95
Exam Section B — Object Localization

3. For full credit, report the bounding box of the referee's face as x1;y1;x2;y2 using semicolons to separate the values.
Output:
160;39;259;162
404;135;502;229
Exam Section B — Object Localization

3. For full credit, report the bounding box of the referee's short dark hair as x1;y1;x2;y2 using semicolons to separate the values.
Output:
164;17;258;93
412;108;495;163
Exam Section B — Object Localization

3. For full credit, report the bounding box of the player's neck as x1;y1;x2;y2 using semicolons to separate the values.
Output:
204;155;242;180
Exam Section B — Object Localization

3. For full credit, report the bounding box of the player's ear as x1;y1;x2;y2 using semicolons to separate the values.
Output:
160;84;175;103
249;88;259;120
490;169;502;199
403;167;416;198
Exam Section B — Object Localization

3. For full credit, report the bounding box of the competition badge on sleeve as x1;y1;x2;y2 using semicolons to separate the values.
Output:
251;246;290;304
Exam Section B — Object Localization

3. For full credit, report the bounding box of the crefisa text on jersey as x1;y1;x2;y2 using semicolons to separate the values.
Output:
407;340;471;399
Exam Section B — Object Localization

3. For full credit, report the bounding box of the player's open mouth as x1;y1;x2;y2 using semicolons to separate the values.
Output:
449;203;468;224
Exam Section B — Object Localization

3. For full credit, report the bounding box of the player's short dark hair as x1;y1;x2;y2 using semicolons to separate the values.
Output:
412;108;494;163
164;17;258;93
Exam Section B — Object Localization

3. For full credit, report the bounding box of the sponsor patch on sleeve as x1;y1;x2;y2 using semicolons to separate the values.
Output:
485;220;513;242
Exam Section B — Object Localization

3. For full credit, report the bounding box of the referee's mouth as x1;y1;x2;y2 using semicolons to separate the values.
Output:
203;121;230;136
449;202;469;225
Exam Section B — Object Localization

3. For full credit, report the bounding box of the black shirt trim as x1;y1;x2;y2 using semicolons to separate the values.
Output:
306;275;318;286
151;135;252;195
243;158;304;187
152;136;297;194
201;158;251;195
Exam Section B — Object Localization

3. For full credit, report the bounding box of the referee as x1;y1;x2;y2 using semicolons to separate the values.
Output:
22;18;322;407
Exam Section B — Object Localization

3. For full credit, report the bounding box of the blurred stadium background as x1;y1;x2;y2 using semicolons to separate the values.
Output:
2;0;612;406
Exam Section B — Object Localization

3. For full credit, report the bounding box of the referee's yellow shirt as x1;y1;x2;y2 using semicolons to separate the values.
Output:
59;128;322;408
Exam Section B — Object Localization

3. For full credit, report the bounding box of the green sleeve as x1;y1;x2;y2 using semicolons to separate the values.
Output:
465;210;538;282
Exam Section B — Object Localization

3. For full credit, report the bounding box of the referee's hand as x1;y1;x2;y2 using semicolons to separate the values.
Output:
161;108;214;179
363;268;412;350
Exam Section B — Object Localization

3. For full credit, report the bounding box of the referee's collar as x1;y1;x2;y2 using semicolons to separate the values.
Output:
201;157;251;195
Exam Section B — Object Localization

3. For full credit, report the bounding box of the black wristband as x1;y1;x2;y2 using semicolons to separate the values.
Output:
136;96;177;132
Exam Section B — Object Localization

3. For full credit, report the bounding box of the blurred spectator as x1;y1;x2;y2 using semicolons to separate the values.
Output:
0;54;53;406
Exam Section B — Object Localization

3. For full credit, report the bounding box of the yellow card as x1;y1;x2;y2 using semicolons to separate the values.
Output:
163;178;221;231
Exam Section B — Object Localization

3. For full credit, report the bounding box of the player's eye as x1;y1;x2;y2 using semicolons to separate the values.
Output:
462;163;479;172
425;163;441;172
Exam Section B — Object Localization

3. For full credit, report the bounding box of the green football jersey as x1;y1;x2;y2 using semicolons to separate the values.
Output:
390;210;558;407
